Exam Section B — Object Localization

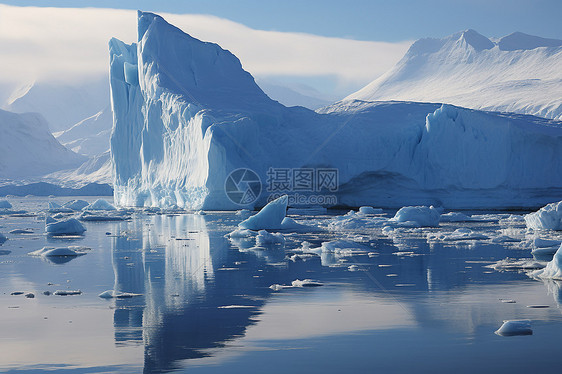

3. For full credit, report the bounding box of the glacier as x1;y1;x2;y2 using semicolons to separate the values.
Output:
110;12;562;210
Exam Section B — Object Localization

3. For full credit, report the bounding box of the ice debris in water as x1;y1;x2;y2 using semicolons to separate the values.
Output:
256;230;285;246
0;232;7;244
98;290;142;299
529;237;561;256
525;201;562;230
390;206;440;227
487;258;546;271
495;320;532;336
427;228;488;241
54;290;82;296
48;202;73;213
358;206;383;215
270;279;324;291
45;216;86;236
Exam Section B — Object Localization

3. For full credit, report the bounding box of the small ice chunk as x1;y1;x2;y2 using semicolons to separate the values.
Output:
0;200;12;209
45;217;86;236
54;290;82;296
83;199;116;211
488;258;545;271
427;228;488;241
29;246;88;257
98;290;142;298
525;201;562;230
291;279;323;287
495;320;532;336
256;230;285;246
348;265;359;271
239;195;287;230
9;229;33;234
391;206;440;227
0;232;7;244
269;284;287;291
358;206;383;215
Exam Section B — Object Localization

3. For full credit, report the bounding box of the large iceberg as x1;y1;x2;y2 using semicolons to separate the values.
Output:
110;12;562;210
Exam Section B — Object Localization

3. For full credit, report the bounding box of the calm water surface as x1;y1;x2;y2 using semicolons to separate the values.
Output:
1;197;561;373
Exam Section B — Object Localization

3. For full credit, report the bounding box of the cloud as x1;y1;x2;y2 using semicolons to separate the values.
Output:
0;5;411;90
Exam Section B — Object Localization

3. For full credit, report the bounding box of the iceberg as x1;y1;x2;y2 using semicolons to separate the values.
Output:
525;201;562;230
495;320;532;336
45;216;86;236
391;206;440;227
238;195;288;230
83;198;116;211
110;12;562;210
531;244;562;280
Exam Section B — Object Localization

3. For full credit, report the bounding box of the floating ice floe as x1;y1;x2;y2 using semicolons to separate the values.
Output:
78;210;129;221
495;320;532;336
63;199;89;211
439;212;473;222
525;201;562;230
9;229;33;234
228;229;256;238
45;216;87;236
269;279;324;291
390;206;440;227
54;290;82;296
427;228;488;241
530;244;562;280
529;237;561;257
0;200;12;209
327;210;389;230
98;290;142;299
358;206;383;215
28;246;89;257
83;199;116;211
0;232;7;244
487;258;546;271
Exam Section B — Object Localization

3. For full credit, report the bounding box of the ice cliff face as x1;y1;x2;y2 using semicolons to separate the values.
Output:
110;12;562;210
346;30;562;121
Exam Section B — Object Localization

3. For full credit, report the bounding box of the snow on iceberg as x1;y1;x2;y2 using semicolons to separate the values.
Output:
391;206;440;227
110;11;562;210
525;201;562;230
45;216;86;236
531;244;562;280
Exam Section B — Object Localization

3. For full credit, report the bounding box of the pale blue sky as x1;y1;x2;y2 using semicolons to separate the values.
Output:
2;0;561;41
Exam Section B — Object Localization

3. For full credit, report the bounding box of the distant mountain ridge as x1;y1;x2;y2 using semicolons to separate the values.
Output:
346;30;562;120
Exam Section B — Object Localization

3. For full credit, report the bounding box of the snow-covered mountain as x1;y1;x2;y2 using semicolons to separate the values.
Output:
346;30;562;120
0;109;86;178
109;12;562;210
53;106;112;156
256;80;332;110
3;78;110;132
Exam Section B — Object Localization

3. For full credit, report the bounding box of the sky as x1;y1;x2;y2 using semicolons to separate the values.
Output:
0;0;560;100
